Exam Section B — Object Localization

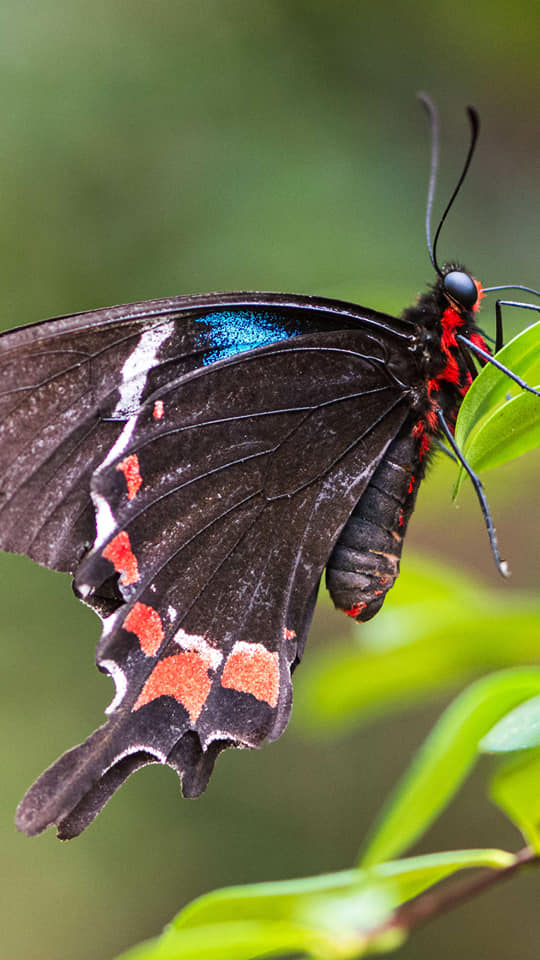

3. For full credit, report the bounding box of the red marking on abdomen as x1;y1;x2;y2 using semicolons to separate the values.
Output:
117;454;143;500
419;433;431;459
124;602;164;656
133;652;212;722
426;407;438;430
153;400;164;420
221;641;279;708
343;601;366;618
102;531;140;585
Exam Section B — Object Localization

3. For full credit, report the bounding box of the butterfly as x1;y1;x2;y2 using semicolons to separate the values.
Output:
3;101;538;839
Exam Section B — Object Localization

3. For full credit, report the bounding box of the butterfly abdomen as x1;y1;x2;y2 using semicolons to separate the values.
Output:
326;271;491;625
325;429;424;621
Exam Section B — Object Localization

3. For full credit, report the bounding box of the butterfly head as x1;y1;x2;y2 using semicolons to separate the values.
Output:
425;262;483;322
442;269;478;310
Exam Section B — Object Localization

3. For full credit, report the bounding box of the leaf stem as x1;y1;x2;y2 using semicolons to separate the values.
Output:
380;846;538;940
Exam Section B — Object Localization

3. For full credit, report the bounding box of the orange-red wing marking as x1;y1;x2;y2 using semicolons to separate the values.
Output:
102;531;140;586
117;454;143;500
221;641;279;708
133;652;213;722
123;602;164;656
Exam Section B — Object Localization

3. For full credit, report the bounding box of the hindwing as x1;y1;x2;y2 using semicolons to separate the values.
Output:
0;293;413;836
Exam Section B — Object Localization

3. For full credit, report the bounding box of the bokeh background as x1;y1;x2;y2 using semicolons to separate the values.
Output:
1;2;539;959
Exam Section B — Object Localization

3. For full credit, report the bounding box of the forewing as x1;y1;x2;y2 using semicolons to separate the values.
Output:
0;295;291;570
0;291;404;572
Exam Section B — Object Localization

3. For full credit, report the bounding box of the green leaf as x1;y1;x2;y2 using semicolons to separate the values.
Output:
457;389;540;475
480;694;540;752
359;668;540;867
455;320;540;448
114;851;515;960
453;321;540;490
115;922;321;960
295;558;540;735
489;747;540;851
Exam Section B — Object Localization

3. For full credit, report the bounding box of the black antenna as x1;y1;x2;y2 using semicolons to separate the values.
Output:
418;97;480;276
417;92;440;274
432;106;480;273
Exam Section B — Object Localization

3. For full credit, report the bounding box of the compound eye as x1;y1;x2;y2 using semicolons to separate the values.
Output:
443;270;478;309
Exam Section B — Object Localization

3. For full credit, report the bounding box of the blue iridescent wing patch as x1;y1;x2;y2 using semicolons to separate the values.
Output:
196;310;301;365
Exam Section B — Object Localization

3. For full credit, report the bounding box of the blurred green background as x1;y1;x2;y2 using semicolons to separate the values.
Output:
1;2;539;958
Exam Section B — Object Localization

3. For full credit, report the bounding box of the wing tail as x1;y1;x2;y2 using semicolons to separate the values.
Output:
15;719;226;839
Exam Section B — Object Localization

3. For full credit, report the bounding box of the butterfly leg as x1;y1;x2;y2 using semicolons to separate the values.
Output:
494;299;540;352
458;322;540;398
436;409;509;577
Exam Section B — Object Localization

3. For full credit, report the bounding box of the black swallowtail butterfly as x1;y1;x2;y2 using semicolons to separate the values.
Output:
3;100;538;838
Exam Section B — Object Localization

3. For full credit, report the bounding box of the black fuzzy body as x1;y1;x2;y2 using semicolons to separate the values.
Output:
327;266;487;620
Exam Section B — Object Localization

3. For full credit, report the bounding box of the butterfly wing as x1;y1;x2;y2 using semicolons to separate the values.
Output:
0;293;413;837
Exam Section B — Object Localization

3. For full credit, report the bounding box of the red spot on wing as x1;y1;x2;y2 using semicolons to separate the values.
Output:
153;400;165;420
284;628;296;640
133;652;212;722
102;531;140;585
124;602;164;656
407;475;415;495
221;642;279;708
117;454;143;500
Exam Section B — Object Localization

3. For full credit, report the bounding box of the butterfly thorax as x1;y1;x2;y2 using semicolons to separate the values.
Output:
326;265;490;624
401;264;489;455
